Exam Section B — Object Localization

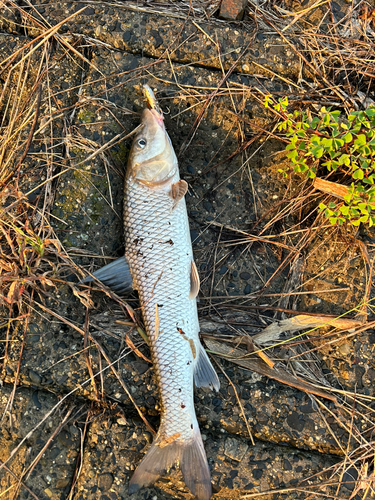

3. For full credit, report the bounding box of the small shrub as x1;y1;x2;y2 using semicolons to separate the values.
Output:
264;95;375;228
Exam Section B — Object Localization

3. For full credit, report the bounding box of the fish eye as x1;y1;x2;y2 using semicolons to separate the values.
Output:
138;138;147;148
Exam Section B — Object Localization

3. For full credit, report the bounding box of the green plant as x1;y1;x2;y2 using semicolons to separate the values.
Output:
264;95;375;227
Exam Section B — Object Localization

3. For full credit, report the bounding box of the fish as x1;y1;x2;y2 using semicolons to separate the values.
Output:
82;85;220;500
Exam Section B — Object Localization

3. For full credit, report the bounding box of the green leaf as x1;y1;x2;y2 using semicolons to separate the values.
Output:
286;150;298;160
353;169;364;180
310;117;320;129
365;107;375;117
360;158;370;169
332;137;344;149
354;134;367;147
319;203;327;210
328;202;336;209
340;205;350;215
311;145;324;158
351;219;361;226
321;138;333;149
310;135;321;145
338;154;351;166
329;217;337;224
308;170;316;179
264;94;273;108
343;132;353;143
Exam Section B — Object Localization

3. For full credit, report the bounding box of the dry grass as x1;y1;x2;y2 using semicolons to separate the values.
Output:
0;0;375;498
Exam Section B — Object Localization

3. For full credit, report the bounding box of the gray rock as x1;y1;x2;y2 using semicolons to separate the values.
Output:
224;437;249;462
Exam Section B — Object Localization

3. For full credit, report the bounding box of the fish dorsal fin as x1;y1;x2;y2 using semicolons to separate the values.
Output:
189;260;200;299
79;256;133;294
194;342;220;391
171;179;188;208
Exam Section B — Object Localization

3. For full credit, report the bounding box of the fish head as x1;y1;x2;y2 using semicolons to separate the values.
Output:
128;108;177;186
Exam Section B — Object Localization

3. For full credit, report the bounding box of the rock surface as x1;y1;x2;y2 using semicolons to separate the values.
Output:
0;2;374;500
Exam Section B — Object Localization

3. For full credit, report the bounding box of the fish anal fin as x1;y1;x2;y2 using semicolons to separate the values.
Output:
194;343;220;391
171;179;188;208
189;260;200;299
79;256;133;294
129;426;212;500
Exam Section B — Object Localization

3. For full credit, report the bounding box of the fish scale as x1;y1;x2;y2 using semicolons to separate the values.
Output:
124;170;199;442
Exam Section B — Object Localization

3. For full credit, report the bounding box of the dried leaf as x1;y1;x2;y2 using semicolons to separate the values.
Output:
157;432;181;449
253;314;362;344
314;177;350;200
72;287;94;308
205;338;337;403
154;303;160;341
125;333;151;363
44;238;62;253
7;281;19;304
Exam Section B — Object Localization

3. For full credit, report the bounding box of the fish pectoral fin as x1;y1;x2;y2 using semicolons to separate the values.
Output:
171;179;188;209
194;343;220;391
79;256;133;294
189;260;200;299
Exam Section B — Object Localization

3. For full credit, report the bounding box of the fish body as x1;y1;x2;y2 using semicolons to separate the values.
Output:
124;87;219;499
82;86;219;498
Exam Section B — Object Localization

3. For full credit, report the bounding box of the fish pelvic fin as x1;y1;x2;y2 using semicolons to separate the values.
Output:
79;256;133;294
194;343;220;391
129;426;212;500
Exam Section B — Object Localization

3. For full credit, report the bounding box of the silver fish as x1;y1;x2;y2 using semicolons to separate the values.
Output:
84;86;219;500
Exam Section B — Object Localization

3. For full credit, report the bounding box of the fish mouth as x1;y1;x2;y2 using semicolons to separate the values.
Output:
143;84;163;120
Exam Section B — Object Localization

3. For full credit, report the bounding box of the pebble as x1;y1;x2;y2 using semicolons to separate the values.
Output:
56;479;70;489
339;343;351;356
29;369;42;385
219;266;228;275
240;271;251;280
98;473;114;491
286;411;305;432
219;0;247;20
224;437;248;462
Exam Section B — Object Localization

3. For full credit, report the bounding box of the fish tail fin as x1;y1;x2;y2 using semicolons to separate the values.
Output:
180;429;212;500
129;426;212;500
